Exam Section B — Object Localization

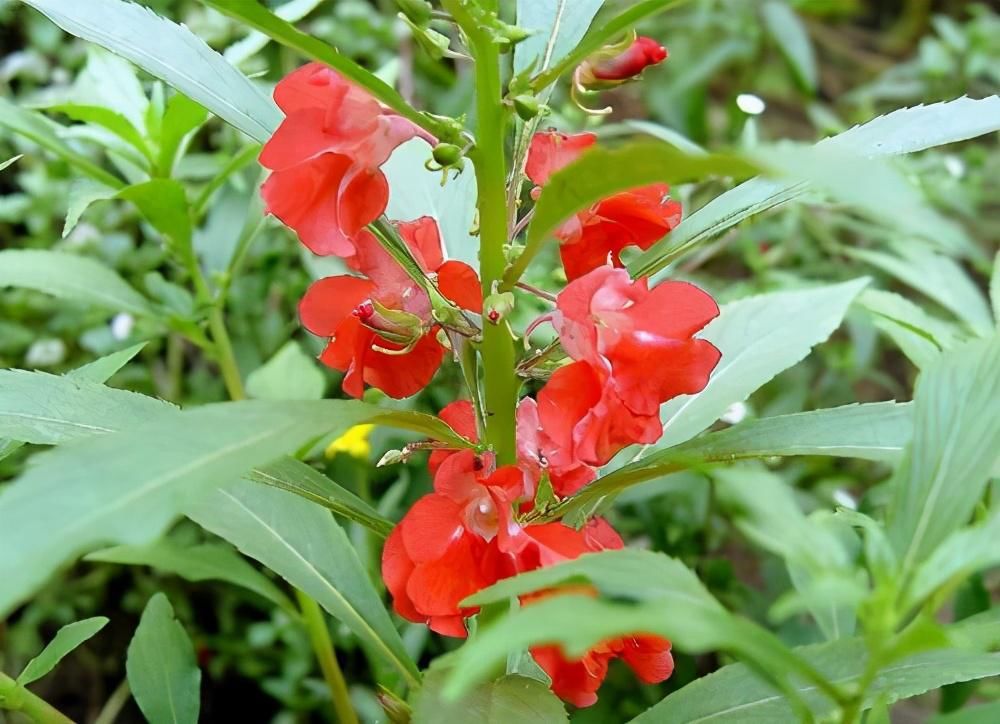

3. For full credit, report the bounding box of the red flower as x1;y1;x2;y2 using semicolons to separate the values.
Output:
260;63;431;259
525;131;682;280
299;217;480;399
534;267;721;465
585;37;668;82
381;450;524;637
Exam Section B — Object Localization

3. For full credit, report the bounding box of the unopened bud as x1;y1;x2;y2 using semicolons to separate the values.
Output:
432;143;463;167
377;449;407;467
377;687;412;724
512;94;540;121
575;35;668;93
352;299;375;321
483;291;515;325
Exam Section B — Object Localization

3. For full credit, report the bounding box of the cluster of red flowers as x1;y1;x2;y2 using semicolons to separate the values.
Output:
262;39;720;708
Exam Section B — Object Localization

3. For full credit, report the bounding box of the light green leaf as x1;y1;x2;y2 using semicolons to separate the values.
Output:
554;401;911;518
888;336;1000;574
0;96;124;188
21;0;281;143
67;343;147;383
655;279;868;450
848;244;994;336
42;103;151;163
0;154;23;171
63;179;119;237
157;94;209;176
991;251;1000;327
514;0;605;77
186;478;420;685
71;46;149;130
117;178;192;250
509;142;758;284
383;138;480;270
0;398;458;616
223;0;325;67
126;594;200;724
0;249;153;316
632;97;1000;278
631;639;1000;722
622;120;707;156
859;289;962;369
0;369;174;445
87;539;295;614
246;341;326;401
17;617;109;685
413;663;567;724
761;1;818;92
931;702;1000;724
248;456;393;538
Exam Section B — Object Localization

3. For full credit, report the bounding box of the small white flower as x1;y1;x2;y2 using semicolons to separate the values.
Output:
110;312;135;341
832;489;857;511
25;338;66;368
720;401;749;425
736;93;766;115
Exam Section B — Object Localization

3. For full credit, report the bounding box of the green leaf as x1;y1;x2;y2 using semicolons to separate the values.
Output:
991;251;1000;327
21;0;281;143
847;244;993;336
413;662;567;724
67;343;147;383
631;97;1000;278
0;369;175;445
655;279;868;450
223;0;326;67
0;96;124;189
755;144;976;257
157;94;208;176
931;702;1000;724
0;249;153;316
246;341;326;401
509;142;758;285
16;617;109;686
126;594;201;724
200;0;446;141
71;46;149;131
1;154;23;171
621;120;707;156
117;178;193;251
0;398;457;616
248;456;393;538
761;1;818;92
631;639;1000;722
383;138;480;270
42;103;152;164
859;289;961;369
514;0;605;77
186;478;420;685
888;336;1000;574
554;402;911;518
63;179;119;237
87;539;295;614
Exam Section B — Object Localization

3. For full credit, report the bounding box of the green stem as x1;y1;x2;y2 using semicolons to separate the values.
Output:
92;679;131;724
208;306;245;401
296;591;359;724
0;672;75;724
448;0;519;464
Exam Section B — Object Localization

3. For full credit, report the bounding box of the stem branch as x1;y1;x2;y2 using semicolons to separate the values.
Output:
296;591;359;724
0;672;75;724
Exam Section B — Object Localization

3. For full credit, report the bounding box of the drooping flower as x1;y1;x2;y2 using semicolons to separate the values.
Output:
299;217;480;399
260;62;431;260
535;266;721;465
381;450;524;636
525;130;682;280
577;36;668;87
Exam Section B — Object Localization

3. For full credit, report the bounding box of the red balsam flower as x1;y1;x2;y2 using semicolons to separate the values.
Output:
299;217;479;399
582;36;668;83
526;130;682;280
260;62;431;260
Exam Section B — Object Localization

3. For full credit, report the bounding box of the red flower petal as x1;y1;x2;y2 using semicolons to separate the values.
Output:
406;532;487;616
531;645;609;708
381;527;422;624
525;131;597;186
400;494;465;564
620;635;674;684
359;332;446;399
298;275;375;337
437;260;484;313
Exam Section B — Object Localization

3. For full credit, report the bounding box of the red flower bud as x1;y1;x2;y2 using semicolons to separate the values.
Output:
589;36;667;81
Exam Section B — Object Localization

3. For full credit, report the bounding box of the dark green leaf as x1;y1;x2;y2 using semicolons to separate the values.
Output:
117;178;192;251
126;594;200;724
17;617;109;685
157;94;208;176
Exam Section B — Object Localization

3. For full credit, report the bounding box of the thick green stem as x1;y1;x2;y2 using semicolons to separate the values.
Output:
455;0;519;464
296;591;359;724
0;672;75;724
208;306;245;401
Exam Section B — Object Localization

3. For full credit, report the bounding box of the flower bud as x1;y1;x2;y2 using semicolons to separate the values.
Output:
431;142;463;167
483;291;515;325
377;449;407;467
512;94;541;121
575;36;668;92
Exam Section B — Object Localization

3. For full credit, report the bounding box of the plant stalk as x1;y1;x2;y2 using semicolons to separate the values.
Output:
0;672;75;724
296;590;359;724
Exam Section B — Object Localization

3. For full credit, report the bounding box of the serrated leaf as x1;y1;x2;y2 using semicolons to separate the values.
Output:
0;369;175;445
383;138;480;270
63;179;119;237
248;456;392;538
0;398;459;616
0;249;153;316
655;279;868;450
413;662;567;724
87;539;295;614
127;594;200;724
888;336;1000;574
67;343;147;383
71;46;149;130
859;289;961;369
21;0;281;143
246;341;326;401
514;0;605;77
186;478;420;684
17;617;109;685
761;1;818;92
632;97;1000;278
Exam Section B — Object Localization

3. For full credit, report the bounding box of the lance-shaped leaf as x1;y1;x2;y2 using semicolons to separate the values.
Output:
17;617;109;685
20;0;281;143
514;0;605;77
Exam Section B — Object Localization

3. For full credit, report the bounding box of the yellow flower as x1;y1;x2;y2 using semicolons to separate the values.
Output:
325;424;375;460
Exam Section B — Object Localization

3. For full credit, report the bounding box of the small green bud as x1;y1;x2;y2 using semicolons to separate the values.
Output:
483;291;515;325
512;94;541;121
431;142;463;167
